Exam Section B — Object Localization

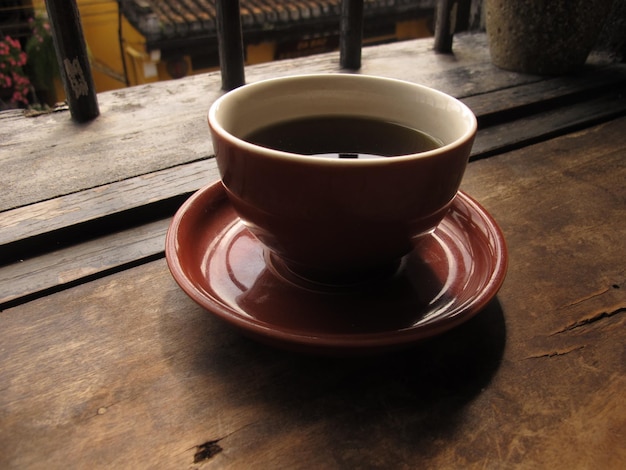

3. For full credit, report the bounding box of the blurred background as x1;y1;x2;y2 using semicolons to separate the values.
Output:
1;0;624;111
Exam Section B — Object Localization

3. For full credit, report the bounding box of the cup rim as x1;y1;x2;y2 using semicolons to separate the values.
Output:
208;73;477;166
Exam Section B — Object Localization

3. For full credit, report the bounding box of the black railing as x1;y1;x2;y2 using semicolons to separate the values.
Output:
46;0;464;121
46;0;100;122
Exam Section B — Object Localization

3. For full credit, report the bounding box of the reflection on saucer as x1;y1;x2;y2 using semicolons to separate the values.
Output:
166;182;507;354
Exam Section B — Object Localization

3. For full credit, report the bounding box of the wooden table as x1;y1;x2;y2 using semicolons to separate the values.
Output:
1;34;625;468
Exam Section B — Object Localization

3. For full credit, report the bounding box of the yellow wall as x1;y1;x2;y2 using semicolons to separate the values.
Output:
77;0;162;91
30;0;157;93
76;0;126;92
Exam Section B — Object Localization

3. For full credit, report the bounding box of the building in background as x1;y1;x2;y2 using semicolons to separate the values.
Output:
78;0;436;92
2;0;436;99
0;0;33;38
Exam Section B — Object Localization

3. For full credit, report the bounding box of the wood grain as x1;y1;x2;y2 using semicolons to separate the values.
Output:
0;33;539;213
0;217;170;308
1;64;625;307
0;160;218;250
1;118;624;468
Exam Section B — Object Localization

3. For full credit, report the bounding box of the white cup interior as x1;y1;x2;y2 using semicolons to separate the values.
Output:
210;74;476;158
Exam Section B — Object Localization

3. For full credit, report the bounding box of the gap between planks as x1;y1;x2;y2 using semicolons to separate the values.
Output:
1;71;626;308
2;78;624;263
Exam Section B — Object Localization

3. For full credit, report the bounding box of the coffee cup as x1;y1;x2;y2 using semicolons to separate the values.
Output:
208;74;476;285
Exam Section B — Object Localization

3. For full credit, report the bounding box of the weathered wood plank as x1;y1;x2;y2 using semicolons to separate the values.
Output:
2;116;625;316
471;89;626;158
1;118;624;468
2;63;624;258
0;33;535;213
0;160;219;262
2;76;624;261
463;64;626;122
1;34;624;310
0;218;169;309
5;33;621;216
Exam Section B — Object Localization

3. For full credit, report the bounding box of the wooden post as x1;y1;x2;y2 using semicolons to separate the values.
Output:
216;0;245;90
434;0;457;53
340;0;364;70
46;0;100;122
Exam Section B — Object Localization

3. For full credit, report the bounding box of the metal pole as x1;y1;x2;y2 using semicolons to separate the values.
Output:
340;0;364;70
46;0;100;122
216;0;245;90
434;0;457;53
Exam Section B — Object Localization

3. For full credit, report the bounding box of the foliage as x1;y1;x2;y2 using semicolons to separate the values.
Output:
25;12;59;93
0;10;59;111
0;35;31;109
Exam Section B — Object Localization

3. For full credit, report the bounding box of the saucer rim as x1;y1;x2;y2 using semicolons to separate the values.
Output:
165;182;508;352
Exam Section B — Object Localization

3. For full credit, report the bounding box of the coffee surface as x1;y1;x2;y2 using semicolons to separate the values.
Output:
244;116;442;159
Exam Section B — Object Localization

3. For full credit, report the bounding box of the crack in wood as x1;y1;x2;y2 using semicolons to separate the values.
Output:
559;286;612;308
551;306;626;336
525;344;586;359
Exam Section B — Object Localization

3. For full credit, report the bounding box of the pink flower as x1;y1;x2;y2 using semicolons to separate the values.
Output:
12;90;28;105
0;34;33;108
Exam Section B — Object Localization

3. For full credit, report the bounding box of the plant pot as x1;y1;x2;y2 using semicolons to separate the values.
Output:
485;0;613;75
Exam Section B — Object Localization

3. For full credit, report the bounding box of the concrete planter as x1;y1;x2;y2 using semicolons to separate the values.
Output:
485;0;613;74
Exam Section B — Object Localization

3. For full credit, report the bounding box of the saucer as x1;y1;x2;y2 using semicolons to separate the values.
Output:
165;182;507;354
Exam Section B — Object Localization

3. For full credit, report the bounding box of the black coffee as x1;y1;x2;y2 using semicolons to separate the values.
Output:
244;116;442;159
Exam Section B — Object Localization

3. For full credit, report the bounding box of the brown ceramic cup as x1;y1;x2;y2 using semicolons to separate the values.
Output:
208;74;477;285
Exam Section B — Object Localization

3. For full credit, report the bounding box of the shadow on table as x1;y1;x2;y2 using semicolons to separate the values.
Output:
160;294;505;463
271;296;505;422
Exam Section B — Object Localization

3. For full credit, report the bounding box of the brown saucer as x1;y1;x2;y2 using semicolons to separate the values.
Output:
165;182;507;354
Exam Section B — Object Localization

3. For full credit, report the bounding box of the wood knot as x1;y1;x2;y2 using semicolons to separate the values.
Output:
193;440;222;463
